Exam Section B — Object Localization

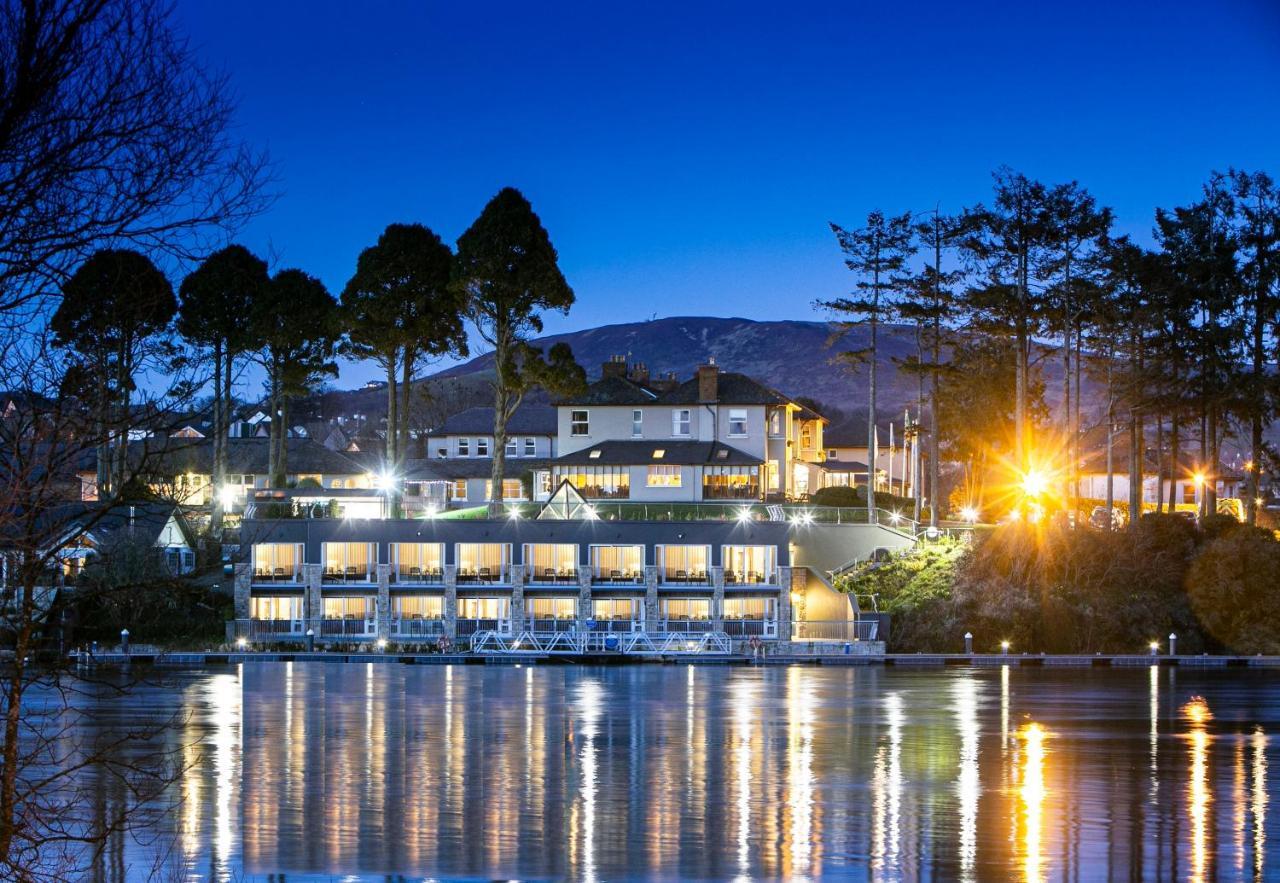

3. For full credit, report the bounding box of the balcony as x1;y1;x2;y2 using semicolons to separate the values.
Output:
391;617;445;639
230;619;306;640
723;570;776;587
252;567;302;584
527;617;579;633
591;569;645;586
658;569;711;587
391;566;444;585
656;618;714;634
721;619;778;638
526;567;580;586
588;618;643;633
319;618;376;638
456;617;509;636
456;566;510;586
322;566;375;585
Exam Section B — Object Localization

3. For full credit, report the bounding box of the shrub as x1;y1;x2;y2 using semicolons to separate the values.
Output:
1186;528;1280;654
810;485;862;508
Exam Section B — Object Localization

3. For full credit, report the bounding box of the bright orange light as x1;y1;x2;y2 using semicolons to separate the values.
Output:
1021;468;1050;498
1193;472;1206;487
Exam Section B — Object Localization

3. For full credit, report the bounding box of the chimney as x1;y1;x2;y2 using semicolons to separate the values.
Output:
601;354;627;379
627;361;650;386
697;358;719;403
651;371;679;393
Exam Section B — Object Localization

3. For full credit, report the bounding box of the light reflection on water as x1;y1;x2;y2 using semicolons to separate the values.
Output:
65;664;1280;881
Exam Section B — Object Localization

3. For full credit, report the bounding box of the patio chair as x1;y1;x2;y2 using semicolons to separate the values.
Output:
675;570;688;583
344;565;359;581
725;571;738;584
273;567;286;581
609;569;622;582
478;566;493;582
428;567;443;581
408;566;423;580
544;567;557;582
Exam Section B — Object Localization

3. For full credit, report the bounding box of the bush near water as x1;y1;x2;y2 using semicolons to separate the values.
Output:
837;514;1280;655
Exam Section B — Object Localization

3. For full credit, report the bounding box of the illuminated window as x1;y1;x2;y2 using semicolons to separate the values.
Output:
571;410;589;436
647;465;682;487
652;449;665;459
589;449;602;459
672;409;691;437
728;409;747;436
452;479;467;501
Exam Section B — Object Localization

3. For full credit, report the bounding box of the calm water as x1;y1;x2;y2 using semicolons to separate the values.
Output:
59;662;1280;881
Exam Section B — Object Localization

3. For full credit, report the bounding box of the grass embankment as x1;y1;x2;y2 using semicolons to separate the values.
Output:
837;513;1280;655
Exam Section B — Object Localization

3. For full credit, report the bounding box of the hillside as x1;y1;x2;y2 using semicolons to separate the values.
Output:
437;316;927;419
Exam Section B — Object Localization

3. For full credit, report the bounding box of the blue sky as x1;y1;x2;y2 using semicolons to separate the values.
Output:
176;0;1280;388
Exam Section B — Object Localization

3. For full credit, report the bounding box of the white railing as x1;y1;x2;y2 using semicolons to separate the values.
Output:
791;619;879;642
391;618;445;638
722;619;778;638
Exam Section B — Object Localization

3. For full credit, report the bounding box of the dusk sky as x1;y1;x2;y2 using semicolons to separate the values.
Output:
176;0;1280;387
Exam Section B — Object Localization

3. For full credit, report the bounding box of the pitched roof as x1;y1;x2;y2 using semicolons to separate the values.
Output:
118;438;366;477
402;457;550;481
558;375;658;406
823;416;899;448
655;372;792;407
428;404;557;437
554;440;761;466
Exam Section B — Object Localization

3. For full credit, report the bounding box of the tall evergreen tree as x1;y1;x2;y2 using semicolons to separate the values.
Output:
250;269;339;486
51;249;176;496
341;223;468;484
453;188;585;508
178;245;269;528
818;210;915;523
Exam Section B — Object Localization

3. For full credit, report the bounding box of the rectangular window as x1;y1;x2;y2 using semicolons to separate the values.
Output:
671;409;691;437
323;596;371;620
722;545;777;585
250;596;302;621
525;437;537;456
661;598;711;621
590;545;645;582
457;597;510;621
769;409;783;437
390;542;444;582
552;466;630;499
632;409;643;437
657;545;710;583
524;543;579;582
571;410;589;436
527;597;578;622
592;597;641;628
321;542;375;582
252;543;303;582
477;437;489;457
647;464;682;487
457;437;469;457
487;478;524;500
393;595;443;620
452;478;467;501
703;465;760;500
728;409;747;437
506;437;518;456
455;543;511;583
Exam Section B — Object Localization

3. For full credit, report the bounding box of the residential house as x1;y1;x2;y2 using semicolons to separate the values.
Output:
821;416;916;496
1077;443;1244;512
546;357;827;501
78;438;373;507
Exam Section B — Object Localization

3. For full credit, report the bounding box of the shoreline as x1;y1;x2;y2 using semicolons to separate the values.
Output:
66;651;1280;669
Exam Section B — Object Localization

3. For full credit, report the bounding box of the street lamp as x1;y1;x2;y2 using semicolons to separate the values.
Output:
1000;640;1010;656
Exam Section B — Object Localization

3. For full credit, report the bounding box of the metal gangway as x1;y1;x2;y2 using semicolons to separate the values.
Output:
470;628;734;656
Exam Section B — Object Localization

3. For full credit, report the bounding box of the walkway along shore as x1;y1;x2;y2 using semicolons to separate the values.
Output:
66;651;1280;668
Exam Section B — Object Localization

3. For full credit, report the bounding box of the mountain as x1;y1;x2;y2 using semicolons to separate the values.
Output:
437;316;926;419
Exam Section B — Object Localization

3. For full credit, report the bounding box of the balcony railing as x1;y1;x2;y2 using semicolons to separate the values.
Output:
588;619;644;633
525;568;580;586
791;619;879;642
658;570;711;586
322;567;375;584
456;617;509;636
230;618;306;639
591;569;645;585
527;617;578;633
391;566;444;585
456;566;510;585
320;618;376;637
723;570;776;586
722;619;777;637
252;567;302;584
391;617;445;638
656;618;714;634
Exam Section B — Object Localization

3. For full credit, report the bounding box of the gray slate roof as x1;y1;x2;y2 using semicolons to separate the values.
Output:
554;440;760;466
120;438;366;476
403;458;550;481
427;405;557;437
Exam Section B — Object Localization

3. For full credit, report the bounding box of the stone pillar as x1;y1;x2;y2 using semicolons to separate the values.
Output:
233;562;251;619
510;564;526;632
779;565;799;644
711;565;725;632
376;563;391;638
578;569;593;629
644;565;659;631
305;563;323;637
443;564;458;639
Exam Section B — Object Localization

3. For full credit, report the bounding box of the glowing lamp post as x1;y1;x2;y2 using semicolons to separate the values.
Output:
1000;640;1010;657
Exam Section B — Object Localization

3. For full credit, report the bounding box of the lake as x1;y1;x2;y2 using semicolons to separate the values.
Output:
53;662;1280;881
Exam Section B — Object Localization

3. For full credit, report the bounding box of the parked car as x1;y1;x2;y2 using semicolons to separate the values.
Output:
1089;506;1125;530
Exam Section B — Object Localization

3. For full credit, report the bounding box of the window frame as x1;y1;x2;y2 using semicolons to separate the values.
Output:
728;409;748;437
571;410;590;437
632;409;643;437
671;408;691;438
